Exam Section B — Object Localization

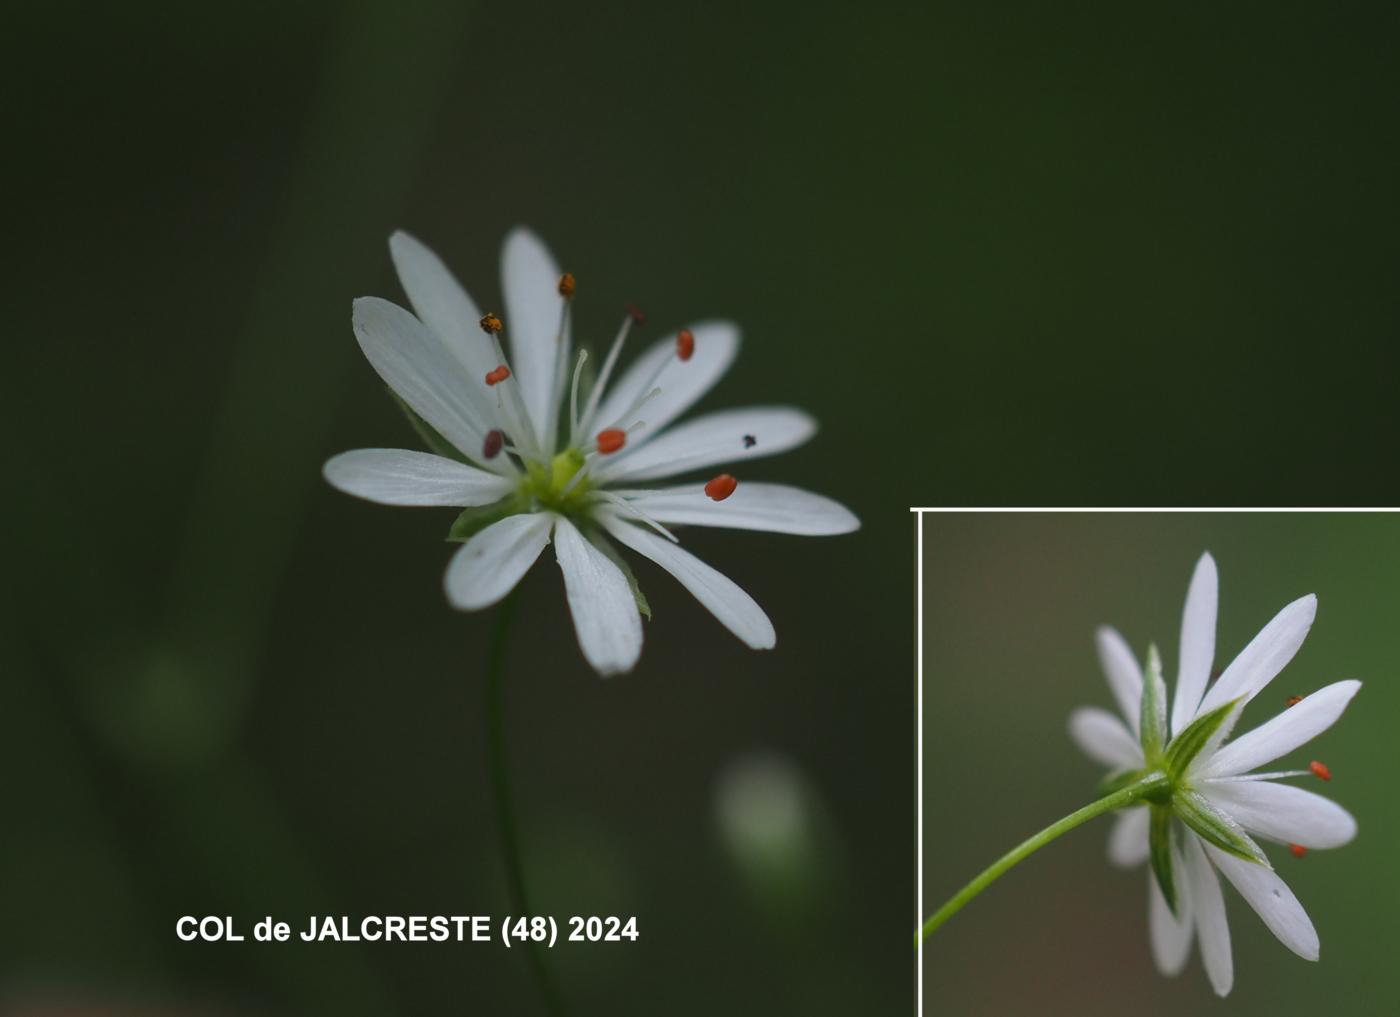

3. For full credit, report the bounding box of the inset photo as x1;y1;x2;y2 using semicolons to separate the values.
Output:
916;512;1393;1015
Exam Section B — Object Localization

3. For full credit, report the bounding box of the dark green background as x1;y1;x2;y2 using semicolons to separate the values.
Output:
921;514;1396;1015
5;0;1398;1013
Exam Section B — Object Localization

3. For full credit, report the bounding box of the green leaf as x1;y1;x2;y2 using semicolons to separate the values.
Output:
1163;698;1241;779
1139;643;1168;761
1149;805;1178;915
586;526;651;620
1174;789;1270;867
388;388;471;464
446;499;518;543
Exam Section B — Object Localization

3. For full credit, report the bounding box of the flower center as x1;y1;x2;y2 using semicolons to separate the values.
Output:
521;447;592;513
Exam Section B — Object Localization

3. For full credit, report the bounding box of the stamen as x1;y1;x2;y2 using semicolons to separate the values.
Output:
1309;760;1332;781
479;313;503;334
676;328;694;361
485;365;512;386
625;303;646;324
558;272;576;297
569;348;589;438
1202;769;1311;783
576;311;638;439
1289;843;1307;858
705;474;738;501
597;492;678;542
596;428;627;454
1285;695;1303;707
742;434;757;449
482;429;504;460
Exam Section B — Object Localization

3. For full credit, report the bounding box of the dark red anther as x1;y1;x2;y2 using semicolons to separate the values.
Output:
482;429;504;459
558;272;576;297
676;328;695;361
1289;843;1307;858
625;303;646;324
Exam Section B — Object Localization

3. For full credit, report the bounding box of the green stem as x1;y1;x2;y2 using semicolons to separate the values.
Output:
918;772;1169;944
485;593;567;1016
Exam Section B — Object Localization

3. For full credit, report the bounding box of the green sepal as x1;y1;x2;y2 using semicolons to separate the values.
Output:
388;388;471;464
1139;644;1168;761
585;526;652;620
1148;804;1178;915
1163;698;1241;780
1174;789;1270;867
447;499;519;543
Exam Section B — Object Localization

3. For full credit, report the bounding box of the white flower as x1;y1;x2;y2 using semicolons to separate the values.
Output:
1068;552;1360;996
324;229;858;675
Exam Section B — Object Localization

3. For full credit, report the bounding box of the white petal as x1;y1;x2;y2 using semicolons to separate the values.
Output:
351;297;499;470
594;406;817;484
1171;552;1218;736
323;449;514;506
1067;707;1143;770
388;231;500;385
1206;844;1319;961
1196;594;1317;716
591;321;739;442
615;483;859;536
600;515;775;649
443;513;553;610
1199;779;1357;849
1197;680;1361;778
1095;626;1143;737
1107;807;1150;868
1185;835;1234;996
1148;840;1194;976
553;517;642;676
501;228;566;442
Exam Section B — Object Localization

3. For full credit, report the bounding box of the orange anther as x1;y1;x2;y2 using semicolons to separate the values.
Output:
676;328;695;361
705;474;738;501
1309;760;1332;782
1289;843;1307;858
479;313;503;334
485;365;511;386
596;428;627;454
558;272;576;297
1285;695;1303;707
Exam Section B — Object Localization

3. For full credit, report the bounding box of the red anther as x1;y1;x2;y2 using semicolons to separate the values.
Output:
705;474;738;501
479;313;503;334
625;303;646;324
485;365;512;386
676;328;695;361
482;429;504;460
558;272;576;297
1309;760;1332;782
596;428;627;454
1289;843;1308;859
1285;695;1303;707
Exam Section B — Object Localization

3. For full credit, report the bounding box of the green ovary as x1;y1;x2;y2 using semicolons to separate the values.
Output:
520;447;592;513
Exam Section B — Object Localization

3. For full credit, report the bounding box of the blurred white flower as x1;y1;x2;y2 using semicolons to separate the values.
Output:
324;229;857;675
1068;552;1359;996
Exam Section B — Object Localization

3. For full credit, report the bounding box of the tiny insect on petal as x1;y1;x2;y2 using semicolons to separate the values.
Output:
482;429;504;459
705;474;738;501
1289;843;1307;858
479;313;503;334
596;428;627;454
742;434;756;448
485;365;512;386
558;272;576;297
1309;760;1332;781
676;328;695;361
